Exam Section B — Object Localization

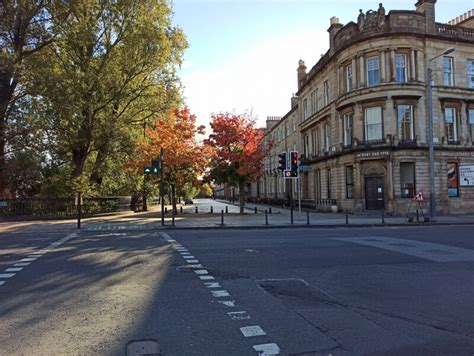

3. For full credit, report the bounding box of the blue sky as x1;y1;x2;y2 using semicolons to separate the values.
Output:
171;0;473;128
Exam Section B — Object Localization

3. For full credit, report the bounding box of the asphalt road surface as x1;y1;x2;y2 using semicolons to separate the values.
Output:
0;225;473;355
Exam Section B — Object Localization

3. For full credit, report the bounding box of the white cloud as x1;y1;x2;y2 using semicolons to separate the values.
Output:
181;27;328;131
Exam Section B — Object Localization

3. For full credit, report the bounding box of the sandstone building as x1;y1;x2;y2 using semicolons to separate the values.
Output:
254;1;474;215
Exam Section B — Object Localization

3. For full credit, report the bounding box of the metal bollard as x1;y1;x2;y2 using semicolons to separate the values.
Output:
195;206;198;214
290;207;294;224
172;210;175;226
381;209;385;224
180;206;183;214
165;207;168;214
225;206;228;214
265;210;268;225
254;206;258;214
221;210;224;226
416;209;419;222
306;211;310;225
211;206;213;213
345;210;349;225
269;207;272;214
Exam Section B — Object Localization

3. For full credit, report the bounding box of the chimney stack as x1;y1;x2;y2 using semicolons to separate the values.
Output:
297;59;307;90
328;16;343;52
415;0;436;33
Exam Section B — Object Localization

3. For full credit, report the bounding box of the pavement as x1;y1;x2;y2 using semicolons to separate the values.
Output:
2;198;474;234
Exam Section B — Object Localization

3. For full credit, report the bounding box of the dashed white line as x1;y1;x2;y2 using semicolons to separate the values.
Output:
204;282;221;288
253;343;281;355
20;258;36;262
183;256;195;259
5;268;23;272
240;326;266;337
0;281;5;286
185;264;203;269
186;259;199;263
180;252;191;255
0;273;16;278
194;269;208;275
14;263;30;267
211;290;230;298
199;275;215;280
227;311;251;320
218;300;236;307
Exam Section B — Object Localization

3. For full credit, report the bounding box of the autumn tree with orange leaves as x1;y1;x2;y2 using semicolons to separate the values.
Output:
125;107;208;211
205;113;271;213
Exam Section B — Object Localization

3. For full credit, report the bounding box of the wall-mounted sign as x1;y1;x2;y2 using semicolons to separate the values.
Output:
460;165;474;187
356;151;390;159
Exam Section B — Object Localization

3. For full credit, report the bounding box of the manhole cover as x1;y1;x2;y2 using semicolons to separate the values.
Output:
126;339;160;356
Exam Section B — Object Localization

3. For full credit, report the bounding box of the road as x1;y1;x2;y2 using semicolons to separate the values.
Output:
0;225;473;355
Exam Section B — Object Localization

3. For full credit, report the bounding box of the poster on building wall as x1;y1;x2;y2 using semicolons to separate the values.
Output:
447;163;459;197
460;165;474;187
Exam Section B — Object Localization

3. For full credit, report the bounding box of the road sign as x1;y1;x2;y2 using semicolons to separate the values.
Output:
460;164;474;186
298;165;313;172
413;189;424;201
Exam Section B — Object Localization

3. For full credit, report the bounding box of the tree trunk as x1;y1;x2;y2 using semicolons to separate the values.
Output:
72;148;88;178
171;184;177;214
239;182;245;214
142;175;148;212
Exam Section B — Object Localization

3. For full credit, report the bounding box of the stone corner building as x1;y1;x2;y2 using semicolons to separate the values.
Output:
252;1;474;215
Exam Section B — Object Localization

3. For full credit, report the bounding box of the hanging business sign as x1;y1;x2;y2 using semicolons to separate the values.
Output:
459;165;474;187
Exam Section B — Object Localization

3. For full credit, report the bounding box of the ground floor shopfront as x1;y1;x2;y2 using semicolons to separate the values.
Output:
298;147;474;215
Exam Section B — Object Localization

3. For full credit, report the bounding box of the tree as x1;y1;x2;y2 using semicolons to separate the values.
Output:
28;0;186;195
125;107;208;212
0;1;61;196
205;113;271;213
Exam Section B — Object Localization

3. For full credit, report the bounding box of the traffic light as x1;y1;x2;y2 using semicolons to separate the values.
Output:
278;152;287;171
289;151;299;178
144;159;160;175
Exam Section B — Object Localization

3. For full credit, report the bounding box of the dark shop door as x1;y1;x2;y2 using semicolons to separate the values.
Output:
365;176;384;210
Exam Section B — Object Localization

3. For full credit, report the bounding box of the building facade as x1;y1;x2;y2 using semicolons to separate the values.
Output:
256;1;474;215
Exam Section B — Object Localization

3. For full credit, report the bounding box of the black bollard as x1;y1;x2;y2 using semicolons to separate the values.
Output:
416;209;419;222
165;207;168;214
269;207;272;214
195;206;198;214
265;210;268;225
306;211;310;225
225;206;228;214
381;209;385;224
211;206;213;213
180;206;183;214
172;210;175;227
254;206;258;214
290;207;294;225
345;210;349;225
221;210;224;226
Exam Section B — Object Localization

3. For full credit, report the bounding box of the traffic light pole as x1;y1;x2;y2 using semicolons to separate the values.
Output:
160;148;165;226
290;179;294;224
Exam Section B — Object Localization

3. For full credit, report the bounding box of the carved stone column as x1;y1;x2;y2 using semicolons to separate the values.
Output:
380;50;386;82
351;58;357;89
410;50;416;81
391;49;396;82
359;55;365;88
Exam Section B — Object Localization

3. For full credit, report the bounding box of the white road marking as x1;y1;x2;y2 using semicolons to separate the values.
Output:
20;258;36;262
180;252;191;255
199;275;215;280
31;251;44;255
211;290;230;298
0;273;16;278
218;300;236;307
184;264;203;269
187;260;199;263
5;268;23;272
0;281;5;286
333;236;474;262
194;269;208;275
204;282;221;288
14;263;30;267
253;343;281;355
27;255;41;258
183;256;195;259
240;325;266;337
227;311;251;320
159;232;172;239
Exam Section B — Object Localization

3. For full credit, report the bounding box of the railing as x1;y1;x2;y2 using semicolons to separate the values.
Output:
436;23;474;39
0;197;132;219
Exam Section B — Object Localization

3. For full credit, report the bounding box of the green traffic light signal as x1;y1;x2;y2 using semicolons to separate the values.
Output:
144;167;152;174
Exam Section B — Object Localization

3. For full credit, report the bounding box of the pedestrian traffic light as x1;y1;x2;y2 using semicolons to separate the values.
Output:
278;152;287;171
144;159;160;175
289;151;299;178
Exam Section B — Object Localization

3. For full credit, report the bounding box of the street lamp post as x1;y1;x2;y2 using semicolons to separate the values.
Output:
427;47;455;220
